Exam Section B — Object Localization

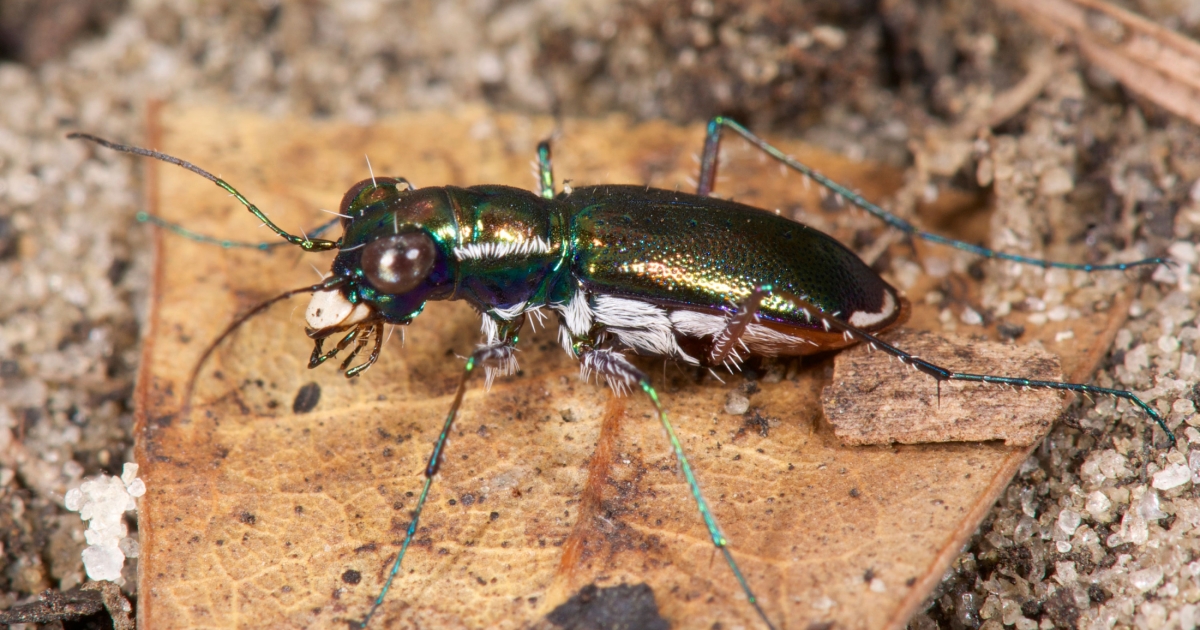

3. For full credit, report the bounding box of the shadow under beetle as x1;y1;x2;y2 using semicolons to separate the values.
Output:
69;117;1170;629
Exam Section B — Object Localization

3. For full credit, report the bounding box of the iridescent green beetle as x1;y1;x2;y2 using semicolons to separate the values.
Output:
70;119;1170;629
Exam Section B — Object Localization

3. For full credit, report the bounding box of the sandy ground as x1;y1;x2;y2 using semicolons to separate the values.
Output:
1;1;1199;628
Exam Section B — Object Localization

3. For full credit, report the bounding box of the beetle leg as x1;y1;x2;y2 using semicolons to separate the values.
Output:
747;284;1176;447
358;341;517;629
708;297;764;368
481;313;527;388
695;117;1167;272
574;345;777;630
535;140;555;199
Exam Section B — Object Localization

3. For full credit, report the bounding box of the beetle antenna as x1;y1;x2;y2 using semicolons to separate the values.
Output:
181;277;345;420
68;133;339;253
133;211;340;250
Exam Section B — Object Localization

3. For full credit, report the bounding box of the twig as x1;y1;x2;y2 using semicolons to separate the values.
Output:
996;0;1200;126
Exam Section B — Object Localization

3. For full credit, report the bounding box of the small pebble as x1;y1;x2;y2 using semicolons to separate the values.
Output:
724;389;750;415
1152;464;1191;490
1057;508;1081;535
1129;566;1164;592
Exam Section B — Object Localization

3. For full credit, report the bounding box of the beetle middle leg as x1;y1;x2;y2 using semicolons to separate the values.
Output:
535;140;556;199
574;344;778;630
712;285;1174;447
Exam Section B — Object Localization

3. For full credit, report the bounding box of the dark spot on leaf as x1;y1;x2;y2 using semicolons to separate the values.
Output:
293;382;321;414
341;570;361;585
544;583;668;630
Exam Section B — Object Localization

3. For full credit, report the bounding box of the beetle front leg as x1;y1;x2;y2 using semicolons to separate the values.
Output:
358;340;517;628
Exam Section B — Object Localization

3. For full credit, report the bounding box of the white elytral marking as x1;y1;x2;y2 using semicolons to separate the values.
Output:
848;291;897;328
306;289;372;330
592;295;696;364
454;237;552;261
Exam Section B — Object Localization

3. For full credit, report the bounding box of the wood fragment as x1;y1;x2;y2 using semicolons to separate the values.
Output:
823;329;1064;446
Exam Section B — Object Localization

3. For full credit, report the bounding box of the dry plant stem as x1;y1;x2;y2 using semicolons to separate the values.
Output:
996;0;1200;126
80;582;134;630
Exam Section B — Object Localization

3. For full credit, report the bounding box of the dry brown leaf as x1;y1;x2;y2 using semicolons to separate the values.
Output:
133;103;1129;629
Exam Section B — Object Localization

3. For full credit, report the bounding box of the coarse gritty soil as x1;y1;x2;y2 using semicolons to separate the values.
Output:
1;1;1199;629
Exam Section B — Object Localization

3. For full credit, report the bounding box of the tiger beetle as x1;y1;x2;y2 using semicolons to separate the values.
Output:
70;118;1170;629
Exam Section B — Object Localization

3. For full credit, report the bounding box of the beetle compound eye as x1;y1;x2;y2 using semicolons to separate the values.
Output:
362;232;437;294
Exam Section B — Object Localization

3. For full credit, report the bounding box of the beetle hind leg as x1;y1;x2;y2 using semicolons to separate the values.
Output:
744;284;1175;447
695;116;1167;272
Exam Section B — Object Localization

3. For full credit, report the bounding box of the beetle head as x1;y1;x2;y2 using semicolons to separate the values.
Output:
304;178;458;372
